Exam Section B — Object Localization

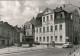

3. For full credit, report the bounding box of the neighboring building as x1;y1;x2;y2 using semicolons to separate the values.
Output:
35;4;80;45
0;21;20;47
20;17;36;43
79;16;80;43
14;25;21;43
20;28;24;42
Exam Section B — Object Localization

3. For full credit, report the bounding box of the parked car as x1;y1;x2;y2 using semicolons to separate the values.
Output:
63;42;73;48
34;41;40;45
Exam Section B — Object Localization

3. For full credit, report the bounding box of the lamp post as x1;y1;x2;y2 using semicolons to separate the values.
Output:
23;25;26;42
7;37;10;52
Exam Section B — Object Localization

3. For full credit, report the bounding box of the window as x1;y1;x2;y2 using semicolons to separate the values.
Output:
51;26;53;32
43;17;45;22
40;28;41;32
55;25;57;30
36;37;38;41
29;26;30;29
55;36;57;42
47;36;49;42
47;26;49;32
40;37;41;42
47;16;49;21
57;15;60;19
51;36;53;41
60;24;62;30
43;37;45;42
43;27;45;33
60;14;62;18
66;39;69;42
47;10;48;12
51;15;53;20
36;28;38;33
26;26;30;29
27;31;29;35
60;36;62;42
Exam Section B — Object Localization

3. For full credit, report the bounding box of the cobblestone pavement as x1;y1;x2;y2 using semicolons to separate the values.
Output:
69;47;80;56
0;45;79;56
0;45;54;55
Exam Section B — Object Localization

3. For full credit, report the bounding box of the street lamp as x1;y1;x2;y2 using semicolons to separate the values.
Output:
23;25;26;42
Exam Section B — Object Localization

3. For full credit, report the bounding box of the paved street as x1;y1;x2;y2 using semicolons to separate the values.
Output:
1;45;79;56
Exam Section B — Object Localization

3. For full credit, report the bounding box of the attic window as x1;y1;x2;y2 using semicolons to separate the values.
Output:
47;10;48;12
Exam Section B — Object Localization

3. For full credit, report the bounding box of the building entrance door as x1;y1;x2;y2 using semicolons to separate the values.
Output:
73;37;78;45
1;40;5;46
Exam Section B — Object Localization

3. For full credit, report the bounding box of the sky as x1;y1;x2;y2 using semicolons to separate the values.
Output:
0;0;80;27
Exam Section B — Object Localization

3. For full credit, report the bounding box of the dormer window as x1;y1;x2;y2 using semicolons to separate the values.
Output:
60;14;62;18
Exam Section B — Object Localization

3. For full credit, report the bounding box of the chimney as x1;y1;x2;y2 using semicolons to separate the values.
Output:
33;17;34;19
60;7;62;9
16;25;18;27
63;4;65;8
79;7;80;10
1;21;3;23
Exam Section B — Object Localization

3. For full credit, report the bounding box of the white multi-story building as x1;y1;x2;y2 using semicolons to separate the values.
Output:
35;8;66;44
35;4;80;45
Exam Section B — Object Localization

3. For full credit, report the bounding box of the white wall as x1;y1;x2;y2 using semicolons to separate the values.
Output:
54;23;66;44
35;27;42;43
20;33;23;42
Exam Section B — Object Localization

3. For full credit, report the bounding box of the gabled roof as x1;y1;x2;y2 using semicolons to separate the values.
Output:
14;26;21;32
54;7;64;12
36;8;53;18
35;18;42;27
36;13;43;18
77;7;80;16
43;8;53;13
24;17;36;27
30;17;36;26
63;4;78;13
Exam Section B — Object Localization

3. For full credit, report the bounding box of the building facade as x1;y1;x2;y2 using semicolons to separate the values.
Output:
0;21;20;47
35;4;80;45
20;17;35;43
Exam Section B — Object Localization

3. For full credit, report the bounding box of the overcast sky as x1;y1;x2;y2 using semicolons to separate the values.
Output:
0;0;80;27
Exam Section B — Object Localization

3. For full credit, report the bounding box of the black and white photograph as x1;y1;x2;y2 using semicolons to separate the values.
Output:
0;0;80;56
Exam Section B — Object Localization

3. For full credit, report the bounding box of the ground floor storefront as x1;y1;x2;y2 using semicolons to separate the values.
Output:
21;36;34;47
